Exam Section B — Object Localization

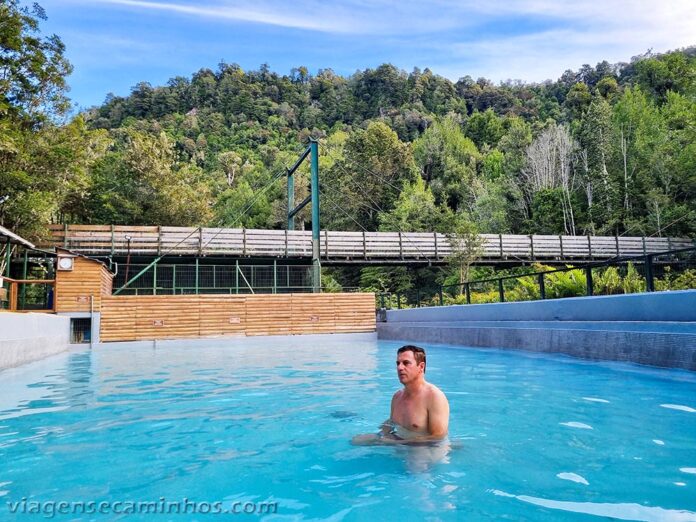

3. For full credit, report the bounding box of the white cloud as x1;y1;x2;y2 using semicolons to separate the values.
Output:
78;0;696;44
55;0;696;85
425;1;696;83
93;0;364;33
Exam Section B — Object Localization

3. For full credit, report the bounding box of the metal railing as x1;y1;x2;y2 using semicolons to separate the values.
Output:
112;263;316;295
377;246;696;309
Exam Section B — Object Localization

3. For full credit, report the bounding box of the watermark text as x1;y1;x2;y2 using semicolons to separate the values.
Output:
7;497;278;518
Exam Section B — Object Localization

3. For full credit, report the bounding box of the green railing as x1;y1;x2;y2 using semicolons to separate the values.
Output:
378;246;696;309
112;263;317;295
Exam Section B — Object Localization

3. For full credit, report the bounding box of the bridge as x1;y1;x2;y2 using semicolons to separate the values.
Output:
44;225;693;266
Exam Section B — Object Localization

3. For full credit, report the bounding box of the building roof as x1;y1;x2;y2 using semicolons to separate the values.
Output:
0;225;35;249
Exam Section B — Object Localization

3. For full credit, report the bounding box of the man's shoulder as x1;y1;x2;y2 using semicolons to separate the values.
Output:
426;383;448;403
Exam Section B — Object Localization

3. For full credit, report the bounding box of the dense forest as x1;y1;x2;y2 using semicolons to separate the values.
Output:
1;1;695;291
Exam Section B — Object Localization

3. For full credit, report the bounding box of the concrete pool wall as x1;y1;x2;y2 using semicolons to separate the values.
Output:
377;290;696;370
0;312;70;370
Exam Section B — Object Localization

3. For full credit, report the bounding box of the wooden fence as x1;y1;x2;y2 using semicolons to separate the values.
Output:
44;225;694;263
100;293;376;342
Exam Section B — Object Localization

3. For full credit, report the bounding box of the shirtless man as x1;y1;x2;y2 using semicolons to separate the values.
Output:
352;345;450;445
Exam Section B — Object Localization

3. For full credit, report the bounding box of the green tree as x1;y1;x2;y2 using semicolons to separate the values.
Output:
445;215;483;287
610;87;664;232
87;129;212;225
326;121;415;230
578;96;613;232
464;109;504;149
0;0;77;240
0;0;72;123
378;175;452;232
564;82;592;120
413;116;479;211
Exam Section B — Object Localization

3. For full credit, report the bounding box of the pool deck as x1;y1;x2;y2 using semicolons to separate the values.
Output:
378;290;696;371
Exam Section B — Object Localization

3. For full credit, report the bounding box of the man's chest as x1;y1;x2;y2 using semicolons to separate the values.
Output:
392;395;429;431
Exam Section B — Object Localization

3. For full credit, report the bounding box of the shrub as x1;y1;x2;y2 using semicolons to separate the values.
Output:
594;266;623;294
621;263;646;294
546;268;586;298
655;267;696;291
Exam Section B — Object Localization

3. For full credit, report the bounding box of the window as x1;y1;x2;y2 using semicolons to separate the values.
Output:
70;318;91;344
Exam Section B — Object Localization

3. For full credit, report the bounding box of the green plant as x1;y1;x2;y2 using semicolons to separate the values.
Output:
594;266;623;294
321;273;343;293
622;263;646;294
506;276;541;301
470;290;499;304
545;268;587;298
655;267;696;291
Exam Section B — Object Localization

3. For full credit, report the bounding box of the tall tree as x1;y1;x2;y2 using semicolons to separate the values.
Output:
326;121;415;230
522;123;578;234
413;116;479;211
0;0;80;240
0;0;72;124
578;96;613;232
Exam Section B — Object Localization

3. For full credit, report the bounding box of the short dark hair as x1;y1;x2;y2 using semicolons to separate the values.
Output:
398;345;426;372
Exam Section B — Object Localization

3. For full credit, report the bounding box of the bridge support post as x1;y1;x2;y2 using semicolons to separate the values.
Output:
287;140;321;292
645;255;654;292
20;250;27;309
287;171;294;231
273;259;277;294
4;237;10;277
195;258;199;294
310;140;321;293
585;266;593;296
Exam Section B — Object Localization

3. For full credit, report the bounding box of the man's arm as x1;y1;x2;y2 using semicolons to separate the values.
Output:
379;392;399;435
427;388;449;439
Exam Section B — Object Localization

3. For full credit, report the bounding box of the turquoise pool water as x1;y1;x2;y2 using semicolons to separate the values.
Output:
1;337;695;521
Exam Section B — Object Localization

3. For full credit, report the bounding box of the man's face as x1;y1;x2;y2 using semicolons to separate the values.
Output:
396;351;423;384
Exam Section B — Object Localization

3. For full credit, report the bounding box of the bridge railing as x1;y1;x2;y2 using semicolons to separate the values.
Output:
378;246;696;310
44;225;694;262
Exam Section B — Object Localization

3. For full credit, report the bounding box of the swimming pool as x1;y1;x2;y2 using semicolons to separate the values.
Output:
1;336;695;521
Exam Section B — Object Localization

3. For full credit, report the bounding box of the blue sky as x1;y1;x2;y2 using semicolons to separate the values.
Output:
35;0;696;111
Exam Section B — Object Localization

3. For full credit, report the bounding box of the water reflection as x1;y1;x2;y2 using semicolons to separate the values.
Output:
0;348;92;420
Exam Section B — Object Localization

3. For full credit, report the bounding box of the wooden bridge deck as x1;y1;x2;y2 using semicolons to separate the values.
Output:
44;225;693;265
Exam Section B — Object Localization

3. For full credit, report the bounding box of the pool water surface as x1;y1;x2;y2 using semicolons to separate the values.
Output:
1;337;695;521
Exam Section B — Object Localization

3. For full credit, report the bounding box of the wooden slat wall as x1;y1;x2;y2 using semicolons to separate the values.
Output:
100;293;376;342
44;224;694;261
55;257;114;313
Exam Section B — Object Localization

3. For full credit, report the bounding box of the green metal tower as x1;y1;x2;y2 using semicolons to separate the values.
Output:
287;139;321;292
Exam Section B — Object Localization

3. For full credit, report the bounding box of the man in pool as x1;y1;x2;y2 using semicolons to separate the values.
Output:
352;345;450;445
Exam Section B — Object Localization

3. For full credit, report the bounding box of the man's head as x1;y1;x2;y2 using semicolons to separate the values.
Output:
396;345;426;384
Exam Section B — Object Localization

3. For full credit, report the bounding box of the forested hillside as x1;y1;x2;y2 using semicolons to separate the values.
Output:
2;1;695;254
